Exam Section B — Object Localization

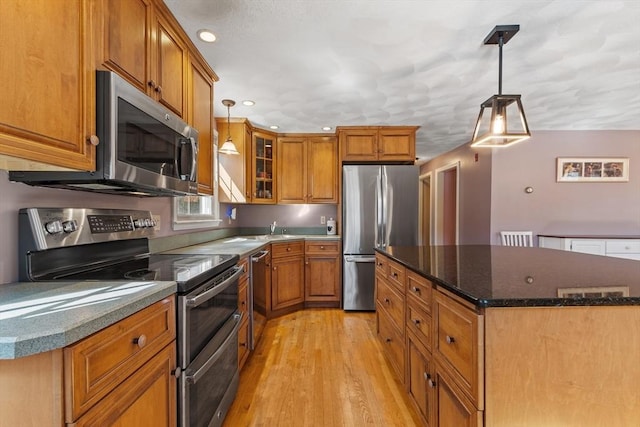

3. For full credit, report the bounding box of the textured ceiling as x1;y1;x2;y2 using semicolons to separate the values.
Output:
165;0;640;162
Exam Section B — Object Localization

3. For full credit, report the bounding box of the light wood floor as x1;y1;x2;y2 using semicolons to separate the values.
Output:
223;309;422;427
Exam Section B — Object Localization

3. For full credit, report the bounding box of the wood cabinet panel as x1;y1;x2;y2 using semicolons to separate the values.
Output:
307;136;338;203
238;317;250;371
0;0;95;171
216;118;251;203
339;126;417;162
407;303;432;352
407;270;433;313
434;363;483;427
376;276;405;335
189;58;215;195
251;131;277;203
386;258;406;294
64;297;176;422
70;342;176;427
277;137;306;203
271;255;305;311
99;0;152;92
271;240;304;258
434;290;483;409
154;15;186;117
376;304;405;382
277;135;337;204
407;332;434;427
305;255;340;302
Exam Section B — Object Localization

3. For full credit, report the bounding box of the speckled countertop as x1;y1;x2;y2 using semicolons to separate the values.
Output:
162;234;341;258
379;245;640;308
1;234;341;360
0;280;176;359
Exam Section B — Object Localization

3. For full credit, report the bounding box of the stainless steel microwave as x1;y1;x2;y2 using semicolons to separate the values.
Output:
10;71;199;197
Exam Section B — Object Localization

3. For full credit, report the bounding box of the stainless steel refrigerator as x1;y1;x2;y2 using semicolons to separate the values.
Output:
342;165;419;310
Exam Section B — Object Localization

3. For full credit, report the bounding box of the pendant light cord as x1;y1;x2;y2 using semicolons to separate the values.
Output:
498;32;503;95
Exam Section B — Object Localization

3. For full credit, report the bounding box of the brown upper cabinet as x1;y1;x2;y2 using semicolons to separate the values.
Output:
251;130;277;204
95;0;187;118
95;0;217;194
216;118;253;203
277;135;338;204
0;0;96;171
338;126;418;163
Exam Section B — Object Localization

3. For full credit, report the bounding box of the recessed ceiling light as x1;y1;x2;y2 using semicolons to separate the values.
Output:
242;100;255;106
197;29;217;43
322;126;332;131
269;125;279;130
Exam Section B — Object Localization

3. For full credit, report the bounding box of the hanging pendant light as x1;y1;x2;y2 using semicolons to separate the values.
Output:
219;99;240;155
471;25;531;148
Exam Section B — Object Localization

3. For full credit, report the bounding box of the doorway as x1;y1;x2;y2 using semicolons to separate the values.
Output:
418;172;432;245
434;162;459;245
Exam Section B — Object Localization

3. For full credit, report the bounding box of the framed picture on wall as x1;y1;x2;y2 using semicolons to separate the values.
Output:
556;157;629;182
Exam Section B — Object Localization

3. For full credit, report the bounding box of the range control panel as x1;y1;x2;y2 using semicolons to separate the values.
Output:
19;208;156;251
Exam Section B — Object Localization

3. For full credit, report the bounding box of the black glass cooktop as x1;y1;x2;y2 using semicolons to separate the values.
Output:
42;253;239;293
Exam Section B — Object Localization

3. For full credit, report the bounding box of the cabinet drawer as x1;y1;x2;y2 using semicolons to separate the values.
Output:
387;258;406;294
407;270;433;312
606;240;640;254
407;302;432;352
434;291;483;408
376;277;404;335
64;297;176;422
271;241;304;258
238;256;250;282
239;279;249;318
377;307;405;382
238;317;250;370
305;240;340;255
375;253;388;276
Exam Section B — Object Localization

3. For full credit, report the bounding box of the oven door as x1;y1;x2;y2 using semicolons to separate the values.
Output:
178;265;243;368
180;312;242;427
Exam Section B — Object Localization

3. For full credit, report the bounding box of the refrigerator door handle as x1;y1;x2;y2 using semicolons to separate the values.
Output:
344;255;376;263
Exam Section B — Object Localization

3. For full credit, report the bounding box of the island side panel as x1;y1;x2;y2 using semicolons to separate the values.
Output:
484;305;640;426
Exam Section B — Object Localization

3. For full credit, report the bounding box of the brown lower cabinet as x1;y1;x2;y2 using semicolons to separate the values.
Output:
270;241;305;315
0;296;177;427
304;241;341;307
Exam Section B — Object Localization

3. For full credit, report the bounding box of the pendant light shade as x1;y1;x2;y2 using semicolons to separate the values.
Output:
219;99;240;155
471;25;531;148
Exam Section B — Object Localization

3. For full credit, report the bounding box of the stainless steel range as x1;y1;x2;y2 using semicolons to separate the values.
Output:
18;207;242;427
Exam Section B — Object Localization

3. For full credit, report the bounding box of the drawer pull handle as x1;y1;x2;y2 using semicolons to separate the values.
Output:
287;247;291;251
445;335;455;344
240;342;247;347
385;337;392;343
384;298;390;304
423;372;431;380
427;379;436;388
133;334;147;349
412;319;420;325
320;246;324;249
411;286;420;293
391;272;398;278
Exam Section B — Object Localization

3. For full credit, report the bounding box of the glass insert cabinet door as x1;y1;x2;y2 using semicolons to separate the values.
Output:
252;131;276;203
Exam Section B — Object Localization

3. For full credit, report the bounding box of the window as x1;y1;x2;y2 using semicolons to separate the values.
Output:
172;133;222;230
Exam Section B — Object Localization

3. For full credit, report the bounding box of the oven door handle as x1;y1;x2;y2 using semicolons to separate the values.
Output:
185;312;242;385
251;250;269;262
186;265;243;307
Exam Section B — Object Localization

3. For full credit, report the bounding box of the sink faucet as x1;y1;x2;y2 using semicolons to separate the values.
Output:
270;221;277;235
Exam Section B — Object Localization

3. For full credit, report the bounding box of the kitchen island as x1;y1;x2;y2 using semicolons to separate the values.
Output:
375;245;640;427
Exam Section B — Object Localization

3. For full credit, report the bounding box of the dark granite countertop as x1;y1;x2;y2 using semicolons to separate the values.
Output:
378;245;640;308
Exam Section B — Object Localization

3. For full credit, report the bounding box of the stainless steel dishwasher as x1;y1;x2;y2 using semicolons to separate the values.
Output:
250;249;270;349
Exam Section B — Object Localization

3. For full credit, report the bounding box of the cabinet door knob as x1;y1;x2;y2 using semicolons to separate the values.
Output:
171;366;182;378
423;372;431;380
320;246;324;250
384;298;390;304
155;85;162;94
133;334;147;348
411;286;420;293
412;319;420;325
445;335;455;344
391;272;398;278
287;247;291;251
240;341;247;348
385;337;392;343
87;135;100;146
147;80;157;89
273;266;277;271
428;379;436;388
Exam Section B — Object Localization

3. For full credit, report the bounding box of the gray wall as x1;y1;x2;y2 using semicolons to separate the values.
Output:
420;130;640;246
235;204;338;231
420;142;493;244
490;130;640;244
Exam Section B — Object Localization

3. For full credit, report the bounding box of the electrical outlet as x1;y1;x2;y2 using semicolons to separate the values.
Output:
320;216;326;225
152;214;161;231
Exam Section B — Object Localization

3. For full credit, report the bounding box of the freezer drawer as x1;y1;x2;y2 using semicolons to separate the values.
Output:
343;255;376;311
